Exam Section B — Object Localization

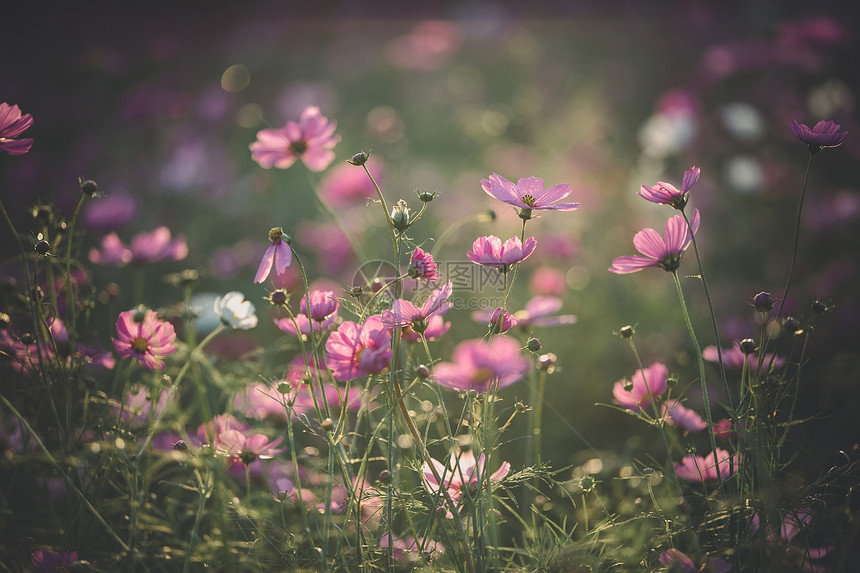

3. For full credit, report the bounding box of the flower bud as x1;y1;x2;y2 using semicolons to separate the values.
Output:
666;375;678;388
321;418;334;431
35;240;50;255
783;316;801;335
276;381;292;394
580;475;596;492
515;400;531;413
488;308;516;334
348;151;369;166
347;285;362;297
391;200;411;231
416;364;430;379
812;300;830;314
619;325;635;339
132;305;148;323
79;177;99;197
20;332;35;346
417;190;437;202
172;440;188;452
739;338;757;355
527;337;541;352
269;289;289;307
378;469;392;484
623;379;634;392
752;291;776;312
32;204;52;222
276;491;288;502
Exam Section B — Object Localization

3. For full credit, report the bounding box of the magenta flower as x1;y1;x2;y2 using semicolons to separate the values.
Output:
481;174;578;219
254;227;293;287
422;450;510;507
275;289;339;336
514;296;577;328
433;336;529;393
609;209;700;274
30;550;79;573
674;448;737;483
0;102;34;155
382;281;452;332
703;343;785;369
112;308;177;370
467;235;538;270
612;362;668;412
658;549;731;573
325;315;392;381
475;307;516;334
638;166;700;210
197;413;250;444
250;105;340;171
408;247;439;280
215;429;286;464
401;315;450;343
662;400;707;432
788;119;847;154
89;227;188;266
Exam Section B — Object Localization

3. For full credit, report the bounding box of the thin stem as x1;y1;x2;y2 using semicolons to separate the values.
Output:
774;154;814;324
672;270;722;484
64;194;87;350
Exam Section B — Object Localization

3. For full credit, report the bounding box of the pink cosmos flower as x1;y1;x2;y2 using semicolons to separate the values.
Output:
250;105;340;171
612;362;669;412
319;158;383;206
702;343;785;369
471;307;516;334
325;315;392;381
481;174;578;218
112;308;177;370
662;400;707;432
197;413;250;445
638;166;700;210
89;227;188;266
30;550;79;573
82;193;138;231
658;549;731;573
275;290;339;336
401;315;450;343
422;450;510;509
609;209;700;274
788;119;847;154
674;448;738;483
0;102;34;155
467;235;538;270
408;247;439;280
751;509;833;572
433;336;529;393
254;227;293;287
382;281;452;332
215;429;286;464
513;296;577;329
379;532;446;562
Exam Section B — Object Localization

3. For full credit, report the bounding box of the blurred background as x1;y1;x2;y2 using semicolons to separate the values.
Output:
3;1;859;489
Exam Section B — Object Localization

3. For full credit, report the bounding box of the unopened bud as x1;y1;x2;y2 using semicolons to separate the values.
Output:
783;316;801;335
132;306;147;323
35;240;50;255
321;418;334;431
623;379;634;392
739;338;757;355
752;291;776;313
666;375;678;388
619;325;635;339
276;381;292;394
527;337;541;352
348;151;369;166
347;285;362;297
172;440;188;452
417;190;437;202
416;364;430;379
391;200;411;231
79;178;99;197
812;300;830;314
378;469;391;484
580;475;596;492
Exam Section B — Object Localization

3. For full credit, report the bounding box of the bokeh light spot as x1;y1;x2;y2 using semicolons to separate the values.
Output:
221;64;250;93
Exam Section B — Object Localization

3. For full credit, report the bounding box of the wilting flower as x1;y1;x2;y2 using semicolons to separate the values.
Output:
325;316;392;381
382;281;452;333
214;291;258;330
30;550;79;573
612;362;669;412
254;227;293;286
788;119;847;154
0;102;34;155
467;235;538;270
433;336;529;393
408;247;439;280
674;448;738;483
658;548;731;573
662;400;707;432
89;226;188;266
275;289;339;336
638;166;700;210
250;105;340;171
112;308;177;370
422;450;510;509
215;429;286;464
481;174;578;219
609;209;700;274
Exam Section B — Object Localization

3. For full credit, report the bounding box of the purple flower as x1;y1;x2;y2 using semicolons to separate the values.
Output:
609;209;700;274
325;316;392;381
255;227;293;287
89;227;188;267
215;429;286;464
381;281;452;332
638;166;700;210
658;549;731;573
788;119;847;154
0;102;34;155
433;336;529;393
662;400;707;432
703;343;785;369
30;550;78;573
467;235;538;270
612;362;668;412
112;308;177;370
275;289;339;336
250;105;340;171
422;450;510;507
674;448;737;483
408;247;439;280
481;174;578;219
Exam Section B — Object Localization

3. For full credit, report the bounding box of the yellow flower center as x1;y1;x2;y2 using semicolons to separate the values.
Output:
521;194;536;207
131;337;150;354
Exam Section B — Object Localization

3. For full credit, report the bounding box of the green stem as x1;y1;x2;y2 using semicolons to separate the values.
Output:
672;270;722;484
64;194;87;350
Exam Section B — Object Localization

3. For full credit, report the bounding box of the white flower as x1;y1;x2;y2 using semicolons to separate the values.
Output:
214;291;258;330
